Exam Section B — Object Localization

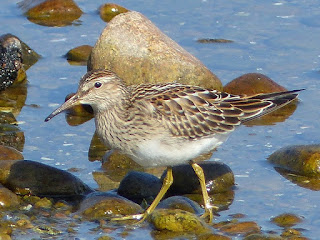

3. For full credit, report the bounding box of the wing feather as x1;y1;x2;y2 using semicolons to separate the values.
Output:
129;83;300;139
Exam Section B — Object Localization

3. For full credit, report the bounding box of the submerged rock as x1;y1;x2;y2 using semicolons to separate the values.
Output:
88;131;109;162
271;213;303;228
197;38;234;44
217;221;261;236
89;11;222;90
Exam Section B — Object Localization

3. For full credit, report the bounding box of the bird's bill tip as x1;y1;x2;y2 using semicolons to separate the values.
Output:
44;95;80;122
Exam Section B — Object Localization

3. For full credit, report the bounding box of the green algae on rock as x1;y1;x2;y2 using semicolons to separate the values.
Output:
89;11;222;90
150;209;210;233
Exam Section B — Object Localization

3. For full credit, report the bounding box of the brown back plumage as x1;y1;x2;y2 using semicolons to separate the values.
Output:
130;83;301;139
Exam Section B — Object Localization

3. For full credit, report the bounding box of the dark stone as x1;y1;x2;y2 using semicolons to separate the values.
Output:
117;171;162;204
0;34;23;91
162;162;234;195
3;160;93;200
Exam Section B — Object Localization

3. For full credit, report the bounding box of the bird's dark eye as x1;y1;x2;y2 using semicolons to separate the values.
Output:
94;82;102;88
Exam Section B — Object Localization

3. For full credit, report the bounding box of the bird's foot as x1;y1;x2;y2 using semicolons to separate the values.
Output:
200;205;219;223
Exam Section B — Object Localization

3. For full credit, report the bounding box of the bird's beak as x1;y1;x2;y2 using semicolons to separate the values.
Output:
45;94;81;122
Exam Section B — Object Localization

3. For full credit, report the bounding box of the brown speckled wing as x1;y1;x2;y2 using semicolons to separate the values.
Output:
130;83;299;139
130;83;240;139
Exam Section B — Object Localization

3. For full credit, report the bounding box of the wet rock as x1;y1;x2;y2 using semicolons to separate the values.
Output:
150;209;210;233
92;171;119;192
0;160;93;198
99;3;129;22
281;228;304;238
186;190;234;212
0;112;17;125
88;131;109;162
0;33;40;72
22;0;83;27
34;197;53;209
0;221;13;237
268;145;320;177
0;145;23;160
117;171;162;205
0;125;25;152
224;73;287;95
271;213;303;228
162;162;234;195
101;150;143;182
244;233;283;240
78;192;143;220
0;34;25;91
198;233;231;240
20;38;41;70
217;221;261;236
66;45;92;65
89;11;222;90
157;196;204;215
0;184;20;208
0;78;27;117
0;234;11;240
197;39;234;44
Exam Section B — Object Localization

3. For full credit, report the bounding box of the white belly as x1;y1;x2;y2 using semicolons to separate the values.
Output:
131;135;229;168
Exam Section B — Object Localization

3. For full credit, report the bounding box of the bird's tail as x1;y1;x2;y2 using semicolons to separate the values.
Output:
226;89;304;122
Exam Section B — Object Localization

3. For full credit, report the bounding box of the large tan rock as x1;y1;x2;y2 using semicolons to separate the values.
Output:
89;11;222;90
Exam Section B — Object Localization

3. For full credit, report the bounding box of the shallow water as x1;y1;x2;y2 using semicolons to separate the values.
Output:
1;0;320;239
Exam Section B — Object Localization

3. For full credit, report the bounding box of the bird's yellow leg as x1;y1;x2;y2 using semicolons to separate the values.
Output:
111;167;173;223
190;161;218;222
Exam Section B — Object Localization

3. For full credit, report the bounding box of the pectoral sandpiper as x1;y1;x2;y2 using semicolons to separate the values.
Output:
45;69;302;223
